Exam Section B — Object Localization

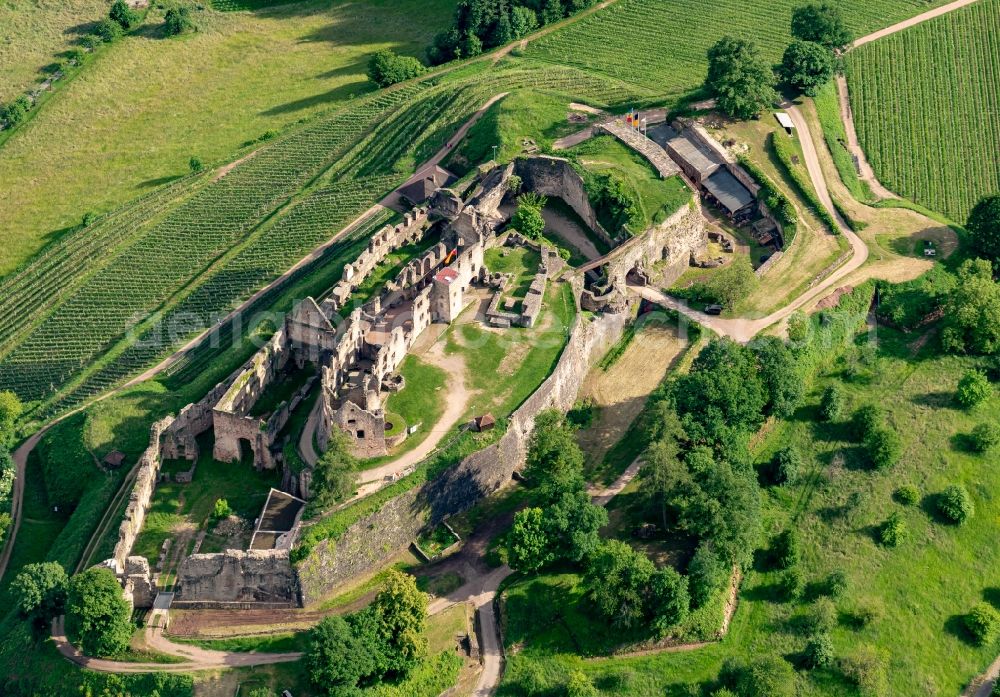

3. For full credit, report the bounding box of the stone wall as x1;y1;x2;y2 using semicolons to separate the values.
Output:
296;301;628;604
514;156;615;247
174;550;298;606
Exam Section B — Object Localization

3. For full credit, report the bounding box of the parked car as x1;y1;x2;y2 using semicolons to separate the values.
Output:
704;304;723;315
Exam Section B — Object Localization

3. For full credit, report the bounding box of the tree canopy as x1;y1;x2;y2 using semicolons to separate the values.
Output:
164;5;195;36
306;615;373;695
780;40;836;96
941;259;1000;354
12;562;68;623
65;567;133;657
968;195;1000;266
791;2;854;48
705;36;778;120
313;428;359;507
0;389;22;444
367;50;426;88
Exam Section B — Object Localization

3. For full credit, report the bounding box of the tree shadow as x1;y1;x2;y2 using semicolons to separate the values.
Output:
64;20;102;38
920;493;952;525
138;174;183;188
983;588;1000;609
810;418;855;445
944;614;977;646
260;75;369;116
911;391;956;409
950;432;977;453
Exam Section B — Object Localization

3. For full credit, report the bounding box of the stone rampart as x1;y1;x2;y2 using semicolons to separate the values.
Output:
296;302;628;604
174;550;298;606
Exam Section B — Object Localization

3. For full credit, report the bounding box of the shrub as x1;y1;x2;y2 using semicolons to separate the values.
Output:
865;426;901;470
879;512;907;547
736;655;797;697
851;404;883;441
937;484;974;524
806;597;837;632
164;5;195;35
367;49;425;88
93;18;124;42
841;644;889;697
819;385;843;421
1;95;32;127
772;446;802;485
894;484;919;506
778;566;804;601
804;631;834;668
824;570;848;598
109;0;140;29
211;498;231;519
847;598;884;629
511;194;546;239
957;369;992;408
965;603;1000;645
969;422;1000;453
565;671;599;697
688;542;726;609
189;156;204;173
772;529;800;569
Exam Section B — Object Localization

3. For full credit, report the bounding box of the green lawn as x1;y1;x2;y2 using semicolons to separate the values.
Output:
568;136;692;231
0;0;455;277
484;246;543;306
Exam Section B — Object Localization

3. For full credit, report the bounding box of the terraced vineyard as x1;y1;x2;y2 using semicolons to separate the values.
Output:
526;0;950;94
847;0;1000;222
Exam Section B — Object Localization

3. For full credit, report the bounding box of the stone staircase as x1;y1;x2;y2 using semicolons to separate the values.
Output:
598;122;681;178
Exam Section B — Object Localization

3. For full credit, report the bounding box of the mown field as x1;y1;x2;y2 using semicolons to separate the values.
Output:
525;0;950;95
0;0;456;277
847;0;1000;223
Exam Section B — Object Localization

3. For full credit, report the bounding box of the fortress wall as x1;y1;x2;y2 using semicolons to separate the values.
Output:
296;304;627;604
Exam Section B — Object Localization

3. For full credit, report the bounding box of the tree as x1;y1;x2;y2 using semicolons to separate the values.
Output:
489;10;514;46
736;655;797;697
850;404;883;441
937;484;974;524
841;644;889;697
823;570;848;598
511;194;546;239
109;0;140;30
1;96;31;127
687;541;726;608
819;384;843;421
12;562;68;622
188;156;204;173
212;498;231;519
969;422;1000;453
510;6;539;37
643;415;686;529
506;173;522;195
371;569;427;675
780;40;835;96
771;529;799;569
956;369;992;407
461;31;483;58
965;603;1000;645
772;445;802;485
865;426;901;470
879;511;907;547
648;567;689;636
65;567;132;657
778;566;804;600
164;5;195;36
805;596;837;632
523;410;585;498
367;50;425;88
93;18;123;42
708;255;759;308
506;507;553;572
750;336;803;419
941;259;1000;354
0;390;22;443
541;0;564;24
967;195;1000;265
306;615;372;695
803;632;834;668
314;429;359;507
705;36;778;120
791;3;853;48
545;489;608;563
585;540;654;629
894;484;919;506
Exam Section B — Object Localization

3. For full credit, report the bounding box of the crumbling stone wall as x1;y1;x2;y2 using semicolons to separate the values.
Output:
514;156;615;247
296;302;628;604
174;550;298;606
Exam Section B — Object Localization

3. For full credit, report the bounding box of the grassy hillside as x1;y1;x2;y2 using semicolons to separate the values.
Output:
526;0;950;95
847;0;1000;223
501;321;1000;695
0;0;455;278
0;0;107;104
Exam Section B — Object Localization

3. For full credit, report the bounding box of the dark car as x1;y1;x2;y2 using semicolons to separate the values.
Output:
704;304;723;315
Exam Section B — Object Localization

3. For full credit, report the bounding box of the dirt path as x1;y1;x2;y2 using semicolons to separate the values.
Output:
964;654;1000;697
851;0;980;48
833;76;897;201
